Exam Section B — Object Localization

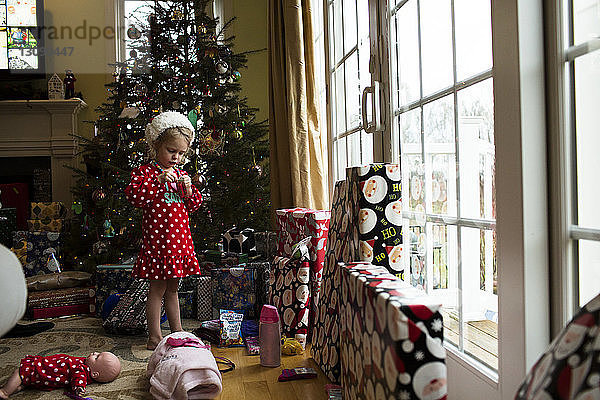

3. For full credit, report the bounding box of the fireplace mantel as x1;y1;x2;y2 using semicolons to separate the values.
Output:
0;99;87;204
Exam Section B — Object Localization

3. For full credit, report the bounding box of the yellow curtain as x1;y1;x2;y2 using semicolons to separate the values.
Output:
268;0;328;213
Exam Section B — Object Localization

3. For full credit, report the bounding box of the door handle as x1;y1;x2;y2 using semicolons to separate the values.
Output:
361;81;383;133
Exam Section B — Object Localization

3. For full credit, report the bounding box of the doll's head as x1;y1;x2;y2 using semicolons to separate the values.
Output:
85;351;121;383
145;111;195;162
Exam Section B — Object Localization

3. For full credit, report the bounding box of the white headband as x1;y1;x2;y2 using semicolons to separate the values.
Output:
145;111;195;147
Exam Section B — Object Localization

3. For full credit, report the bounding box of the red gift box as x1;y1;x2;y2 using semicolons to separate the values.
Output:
275;208;330;337
0;183;29;230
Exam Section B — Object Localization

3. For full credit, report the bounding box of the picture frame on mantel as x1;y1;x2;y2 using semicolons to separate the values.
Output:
0;99;87;204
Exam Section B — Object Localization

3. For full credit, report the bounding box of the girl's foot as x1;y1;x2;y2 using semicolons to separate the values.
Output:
147;336;162;350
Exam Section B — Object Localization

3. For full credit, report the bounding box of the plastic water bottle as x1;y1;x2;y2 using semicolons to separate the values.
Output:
259;305;281;367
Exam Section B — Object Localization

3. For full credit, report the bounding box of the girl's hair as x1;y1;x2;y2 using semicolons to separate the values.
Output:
144;111;195;160
149;127;193;159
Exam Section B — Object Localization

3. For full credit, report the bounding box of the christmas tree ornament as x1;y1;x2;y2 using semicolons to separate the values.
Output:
198;23;207;34
127;25;142;40
215;60;229;74
172;9;183;20
232;128;243;139
204;47;218;58
129;49;138;58
232;71;241;81
119;106;140;119
227;76;234;84
103;219;115;237
192;173;207;189
71;201;83;215
172;100;181;109
215;104;226;114
251;164;263;177
177;35;186;45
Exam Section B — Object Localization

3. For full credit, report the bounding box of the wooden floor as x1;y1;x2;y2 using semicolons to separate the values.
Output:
211;345;332;400
441;310;498;370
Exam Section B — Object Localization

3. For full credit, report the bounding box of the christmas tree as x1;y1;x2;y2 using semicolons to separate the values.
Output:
67;0;270;270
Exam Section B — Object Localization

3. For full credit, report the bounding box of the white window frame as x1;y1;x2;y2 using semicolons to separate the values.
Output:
321;0;550;397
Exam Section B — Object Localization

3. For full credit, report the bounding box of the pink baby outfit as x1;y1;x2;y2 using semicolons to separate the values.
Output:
147;332;222;399
125;162;203;280
19;354;90;392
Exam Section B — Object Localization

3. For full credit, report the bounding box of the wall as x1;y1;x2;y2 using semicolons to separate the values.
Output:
44;0;112;140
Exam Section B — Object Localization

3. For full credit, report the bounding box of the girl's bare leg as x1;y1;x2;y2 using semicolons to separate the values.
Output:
164;278;182;333
0;368;23;399
147;280;167;350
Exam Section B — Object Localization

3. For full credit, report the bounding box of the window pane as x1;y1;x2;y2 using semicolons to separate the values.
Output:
334;65;346;136
573;0;600;47
400;107;421;146
345;53;361;129
348;132;361;167
434;224;458;348
403;154;425;213
333;0;343;64
361;132;373;165
458;79;495;220
335;136;347;181
420;0;453;96
424;94;454;145
428;153;456;216
409;225;427;290
343;0;357;54
577;239;600;306
574;50;600;229
461;226;498;370
396;0;420;106
454;0;492;81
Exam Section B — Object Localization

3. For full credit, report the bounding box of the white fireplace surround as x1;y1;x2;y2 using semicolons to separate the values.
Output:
0;99;87;204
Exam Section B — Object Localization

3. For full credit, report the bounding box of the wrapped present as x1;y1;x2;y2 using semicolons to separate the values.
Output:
269;255;311;348
179;290;197;319
255;231;277;260
275;207;331;339
27;286;96;319
196;276;212;321
12;231;62;277
311;178;360;383
95;264;134;313
222;227;256;256
0;183;29;230
30;201;67;220
27;218;65;233
248;261;270;316
0;207;17;247
339;262;446;398
199;250;248;266
103;279;148;335
350;164;405;277
211;266;257;318
10;238;27;266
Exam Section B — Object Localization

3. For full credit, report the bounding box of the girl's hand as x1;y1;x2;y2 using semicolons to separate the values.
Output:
182;175;192;196
157;170;177;184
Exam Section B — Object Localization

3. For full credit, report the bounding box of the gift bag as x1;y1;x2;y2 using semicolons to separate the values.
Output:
103;279;149;335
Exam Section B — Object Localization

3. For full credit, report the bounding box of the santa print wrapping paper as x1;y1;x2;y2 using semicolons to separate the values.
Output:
351;164;406;278
269;255;311;347
310;177;360;382
516;293;600;400
12;231;62;277
275;207;331;337
340;262;447;400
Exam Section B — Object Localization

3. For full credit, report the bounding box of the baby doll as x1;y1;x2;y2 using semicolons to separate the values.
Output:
0;351;121;399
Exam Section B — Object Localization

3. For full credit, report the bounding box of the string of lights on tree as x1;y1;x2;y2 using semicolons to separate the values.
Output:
66;0;270;270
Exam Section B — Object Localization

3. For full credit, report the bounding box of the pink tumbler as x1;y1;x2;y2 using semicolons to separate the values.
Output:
259;305;281;367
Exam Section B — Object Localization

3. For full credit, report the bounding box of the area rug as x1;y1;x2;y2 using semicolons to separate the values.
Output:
0;316;199;399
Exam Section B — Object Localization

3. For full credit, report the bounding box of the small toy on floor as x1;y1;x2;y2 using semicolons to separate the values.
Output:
325;384;343;399
278;367;317;382
281;337;304;355
244;336;260;355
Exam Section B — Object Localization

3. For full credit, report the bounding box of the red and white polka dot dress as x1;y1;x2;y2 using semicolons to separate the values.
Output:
19;354;90;391
125;162;203;280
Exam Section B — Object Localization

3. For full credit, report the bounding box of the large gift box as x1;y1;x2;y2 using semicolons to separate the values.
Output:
339;262;446;399
311;179;360;382
95;264;134;312
27;218;65;233
12;231;62;277
269;254;311;348
30;202;67;220
27;286;96;319
222;227;256;256
0;207;17;247
211;266;257;318
0;183;29;230
275;207;331;337
351;164;405;277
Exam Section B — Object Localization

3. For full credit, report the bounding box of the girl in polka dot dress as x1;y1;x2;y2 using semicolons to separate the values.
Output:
124;111;204;350
0;352;121;398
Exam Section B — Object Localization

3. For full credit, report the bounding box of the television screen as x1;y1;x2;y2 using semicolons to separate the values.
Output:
0;0;44;76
